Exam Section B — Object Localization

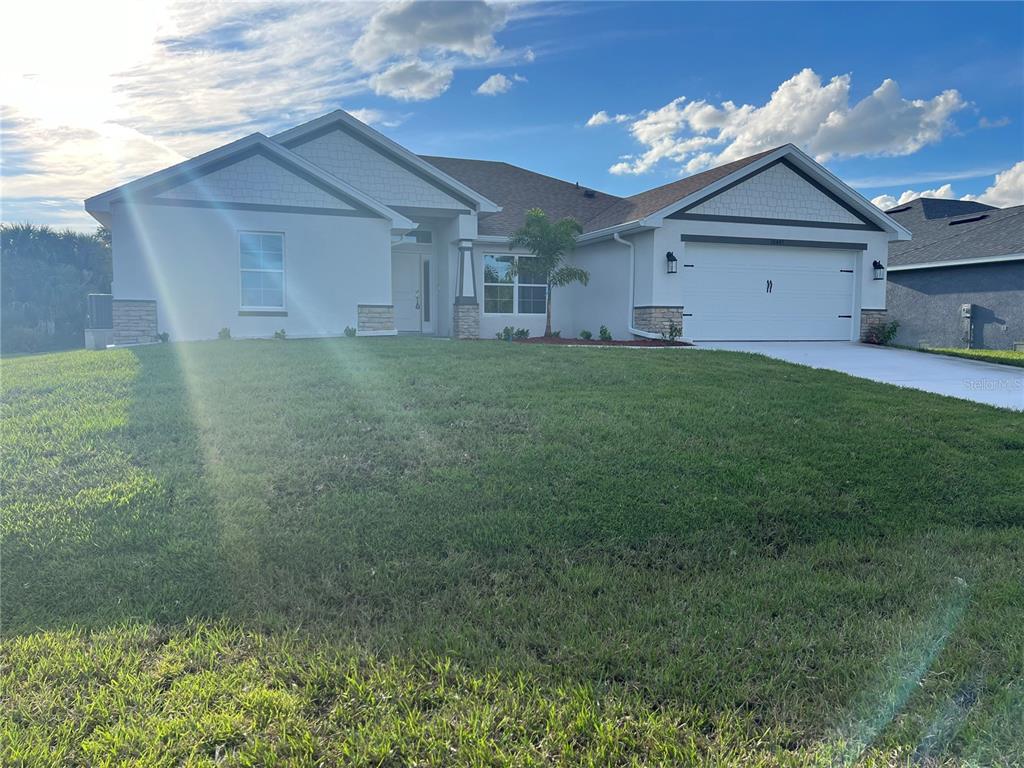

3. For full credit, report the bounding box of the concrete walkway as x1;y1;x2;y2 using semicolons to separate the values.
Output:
697;341;1024;411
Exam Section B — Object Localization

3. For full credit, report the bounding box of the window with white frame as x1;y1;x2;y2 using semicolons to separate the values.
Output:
240;232;284;308
483;254;546;315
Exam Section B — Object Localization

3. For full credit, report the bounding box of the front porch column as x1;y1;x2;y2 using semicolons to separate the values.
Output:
453;239;480;338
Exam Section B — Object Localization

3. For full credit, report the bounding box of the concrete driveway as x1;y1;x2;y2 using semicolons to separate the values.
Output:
698;341;1024;410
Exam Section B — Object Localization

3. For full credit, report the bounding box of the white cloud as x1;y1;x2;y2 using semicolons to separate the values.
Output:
475;73;526;96
352;1;507;69
870;162;1024;210
585;110;631;127
964;162;1024;208
601;69;967;176
0;0;531;229
979;116;1011;129
347;108;406;128
368;60;453;101
871;184;955;210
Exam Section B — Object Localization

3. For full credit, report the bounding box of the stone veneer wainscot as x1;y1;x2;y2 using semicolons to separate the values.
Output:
112;299;158;345
357;304;395;334
632;306;684;337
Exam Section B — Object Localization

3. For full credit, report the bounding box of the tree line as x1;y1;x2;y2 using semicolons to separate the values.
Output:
1;223;112;354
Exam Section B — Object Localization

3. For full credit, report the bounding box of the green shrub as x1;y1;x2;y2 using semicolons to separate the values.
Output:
513;328;530;339
1;223;111;354
863;320;899;346
273;329;287;340
598;325;612;341
496;326;515;342
343;326;357;338
157;332;170;343
217;327;231;340
661;321;682;343
579;329;592;340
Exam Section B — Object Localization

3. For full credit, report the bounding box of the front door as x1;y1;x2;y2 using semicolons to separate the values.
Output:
392;250;424;332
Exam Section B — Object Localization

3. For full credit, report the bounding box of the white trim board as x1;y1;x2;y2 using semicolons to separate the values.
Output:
887;253;1024;271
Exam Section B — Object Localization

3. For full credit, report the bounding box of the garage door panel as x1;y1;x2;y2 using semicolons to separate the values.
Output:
681;243;856;341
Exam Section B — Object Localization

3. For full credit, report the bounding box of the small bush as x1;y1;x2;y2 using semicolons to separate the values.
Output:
661;321;682;343
344;326;357;337
598;325;612;342
513;328;530;339
496;326;516;342
579;330;593;340
863;320;899;346
273;329;287;340
157;332;170;343
217;327;231;340
549;330;561;338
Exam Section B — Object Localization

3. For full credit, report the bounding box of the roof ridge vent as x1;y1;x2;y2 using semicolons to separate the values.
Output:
949;214;989;226
885;205;913;214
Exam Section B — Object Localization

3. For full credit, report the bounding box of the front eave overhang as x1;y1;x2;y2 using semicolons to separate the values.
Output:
575;220;656;245
887;252;1024;272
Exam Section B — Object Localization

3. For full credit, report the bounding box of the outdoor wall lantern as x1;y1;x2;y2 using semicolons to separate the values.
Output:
872;260;885;280
666;251;678;274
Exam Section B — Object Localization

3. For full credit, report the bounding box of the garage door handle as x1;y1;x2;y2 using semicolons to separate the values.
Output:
766;279;773;294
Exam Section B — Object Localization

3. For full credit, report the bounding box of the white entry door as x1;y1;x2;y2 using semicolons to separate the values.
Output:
392;251;422;332
681;243;858;341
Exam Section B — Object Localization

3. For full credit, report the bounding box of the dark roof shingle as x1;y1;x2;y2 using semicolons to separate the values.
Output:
419;156;625;237
421;147;782;236
886;197;1024;267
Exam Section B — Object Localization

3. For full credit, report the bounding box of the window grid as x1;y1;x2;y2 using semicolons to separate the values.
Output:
240;232;285;309
483;254;546;315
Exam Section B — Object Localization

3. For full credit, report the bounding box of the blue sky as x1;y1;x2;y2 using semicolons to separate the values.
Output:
2;1;1022;231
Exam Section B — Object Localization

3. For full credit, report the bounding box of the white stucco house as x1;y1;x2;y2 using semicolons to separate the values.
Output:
85;109;910;344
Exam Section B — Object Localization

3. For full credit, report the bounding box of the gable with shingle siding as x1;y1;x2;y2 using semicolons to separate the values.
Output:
684;161;863;225
155;152;355;211
287;128;467;211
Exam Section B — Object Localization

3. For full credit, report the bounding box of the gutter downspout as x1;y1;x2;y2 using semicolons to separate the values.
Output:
613;232;661;340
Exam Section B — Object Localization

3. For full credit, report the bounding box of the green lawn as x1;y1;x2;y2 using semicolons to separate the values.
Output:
917;347;1024;369
2;339;1022;766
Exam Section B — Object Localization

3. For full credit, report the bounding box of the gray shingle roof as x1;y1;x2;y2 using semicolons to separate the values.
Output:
420;147;781;236
419;156;625;237
886;198;1024;267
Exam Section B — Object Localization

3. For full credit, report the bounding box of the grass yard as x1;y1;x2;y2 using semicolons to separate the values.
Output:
2;338;1022;766
916;347;1024;369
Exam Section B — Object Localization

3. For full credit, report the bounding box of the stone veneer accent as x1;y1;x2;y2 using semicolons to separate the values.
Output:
113;299;158;345
686;162;863;225
357;304;394;333
453;303;480;339
860;309;888;341
632;306;684;337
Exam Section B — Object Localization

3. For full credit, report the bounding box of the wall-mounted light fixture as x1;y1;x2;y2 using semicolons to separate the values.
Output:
666;251;678;274
872;260;885;280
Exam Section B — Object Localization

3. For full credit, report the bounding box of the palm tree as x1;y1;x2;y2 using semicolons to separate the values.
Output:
508;208;588;337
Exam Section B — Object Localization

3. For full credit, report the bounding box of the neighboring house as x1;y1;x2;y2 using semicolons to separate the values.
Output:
85;110;909;344
885;198;1024;350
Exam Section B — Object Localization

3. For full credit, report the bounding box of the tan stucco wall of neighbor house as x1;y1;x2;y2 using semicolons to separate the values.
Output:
112;202;392;341
687;162;864;225
287;128;467;211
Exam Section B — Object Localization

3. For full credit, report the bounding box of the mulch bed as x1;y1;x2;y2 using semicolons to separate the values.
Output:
512;337;692;347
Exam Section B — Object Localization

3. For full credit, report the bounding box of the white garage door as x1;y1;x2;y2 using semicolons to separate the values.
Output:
681;242;857;341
